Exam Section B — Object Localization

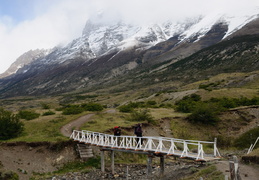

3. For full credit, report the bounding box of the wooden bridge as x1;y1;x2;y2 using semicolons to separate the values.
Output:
70;130;221;176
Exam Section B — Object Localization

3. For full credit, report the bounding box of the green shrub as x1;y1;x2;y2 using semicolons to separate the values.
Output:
209;96;259;108
175;100;196;113
199;82;220;91
75;95;98;100
146;100;157;106
0;108;24;140
175;94;201;113
159;103;173;108
62;105;84;115
118;105;134;112
42;110;56;116
40;103;50;109
234;127;259;149
18;110;40;120
127;109;155;124
216;135;234;148
187;102;222;125
118;101;163;112
0;170;19;180
81;102;104;111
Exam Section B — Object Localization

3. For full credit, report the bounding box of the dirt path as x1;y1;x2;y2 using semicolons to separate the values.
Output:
60;109;117;137
215;160;259;180
60;114;94;137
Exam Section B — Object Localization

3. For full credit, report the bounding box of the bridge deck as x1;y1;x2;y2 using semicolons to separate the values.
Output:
70;130;221;162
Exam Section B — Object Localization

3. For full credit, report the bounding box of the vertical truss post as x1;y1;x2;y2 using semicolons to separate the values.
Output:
111;150;115;174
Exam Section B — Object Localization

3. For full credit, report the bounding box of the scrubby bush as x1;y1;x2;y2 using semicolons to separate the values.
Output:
62;105;84;115
216;135;234;148
118;105;134;113
159;103;173;108
81;102;104;111
18;110;40;120
40;103;51;109
234;127;259;149
175;94;201;113
187;102;223;125
0;108;24;140
176;94;259;125
42;110;56;116
176;94;259;114
146;101;157;107
118;102;140;112
208;96;259;108
209;97;237;108
0;170;19;180
127;109;155;124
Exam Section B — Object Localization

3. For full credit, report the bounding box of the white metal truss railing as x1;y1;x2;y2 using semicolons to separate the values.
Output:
70;130;221;161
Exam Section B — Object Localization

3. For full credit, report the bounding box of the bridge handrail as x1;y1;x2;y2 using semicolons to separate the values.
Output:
70;130;221;160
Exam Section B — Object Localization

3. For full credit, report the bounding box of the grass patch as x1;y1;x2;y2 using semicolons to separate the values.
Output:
4;112;91;142
150;108;187;119
170;116;217;141
80;111;136;133
247;148;259;156
54;157;100;174
199;88;259;101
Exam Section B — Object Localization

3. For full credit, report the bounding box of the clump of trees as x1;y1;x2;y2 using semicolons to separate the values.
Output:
42;110;56;116
234;126;259;149
127;109;155;124
0;108;24;140
60;102;104;115
118;100;171;113
0;170;19;180
175;94;259;125
18;110;40;120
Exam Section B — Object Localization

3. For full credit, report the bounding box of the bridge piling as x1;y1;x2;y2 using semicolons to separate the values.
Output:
160;155;165;177
147;154;153;177
111;150;115;174
101;150;105;172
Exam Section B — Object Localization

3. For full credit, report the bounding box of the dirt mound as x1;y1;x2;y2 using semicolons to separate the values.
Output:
0;141;78;180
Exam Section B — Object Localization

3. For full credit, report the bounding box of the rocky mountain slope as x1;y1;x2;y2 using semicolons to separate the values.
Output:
0;12;259;97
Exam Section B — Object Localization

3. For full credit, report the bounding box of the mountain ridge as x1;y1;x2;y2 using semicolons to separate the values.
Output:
0;13;259;97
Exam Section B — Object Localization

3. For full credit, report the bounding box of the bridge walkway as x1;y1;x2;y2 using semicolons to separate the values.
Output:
70;130;221;176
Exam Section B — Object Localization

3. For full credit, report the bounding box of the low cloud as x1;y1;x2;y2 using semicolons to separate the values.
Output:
0;0;258;73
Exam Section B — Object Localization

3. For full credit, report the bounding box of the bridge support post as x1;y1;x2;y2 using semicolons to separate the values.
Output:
160;155;165;177
111;150;115;174
101;150;105;172
147;154;153;177
229;155;241;180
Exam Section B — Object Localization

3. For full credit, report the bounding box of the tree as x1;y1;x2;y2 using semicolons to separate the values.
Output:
187;102;222;125
81;102;104;111
0;108;24;140
18;110;40;120
127;109;155;124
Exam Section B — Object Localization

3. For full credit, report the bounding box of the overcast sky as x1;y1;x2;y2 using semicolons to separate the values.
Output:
0;0;258;74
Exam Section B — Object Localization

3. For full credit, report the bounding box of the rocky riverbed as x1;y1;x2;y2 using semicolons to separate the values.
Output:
49;161;201;180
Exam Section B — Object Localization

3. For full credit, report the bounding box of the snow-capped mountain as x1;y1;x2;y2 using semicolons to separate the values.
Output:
1;9;258;77
0;49;50;78
0;9;259;96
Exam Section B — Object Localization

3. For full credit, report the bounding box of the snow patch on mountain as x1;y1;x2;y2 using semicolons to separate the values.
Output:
1;7;259;78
